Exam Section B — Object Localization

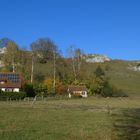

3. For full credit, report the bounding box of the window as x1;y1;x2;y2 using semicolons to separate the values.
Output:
5;88;13;92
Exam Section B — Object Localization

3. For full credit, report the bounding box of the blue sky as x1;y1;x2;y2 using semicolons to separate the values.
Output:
0;0;140;60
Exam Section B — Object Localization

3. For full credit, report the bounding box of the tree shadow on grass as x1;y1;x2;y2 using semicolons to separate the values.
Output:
112;109;140;140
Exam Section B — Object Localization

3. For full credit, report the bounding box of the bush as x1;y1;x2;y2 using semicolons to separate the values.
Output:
111;88;128;97
34;84;47;97
89;76;127;97
56;82;67;95
94;65;105;77
102;82;127;97
91;66;127;97
44;78;67;95
0;91;26;100
101;81;113;97
23;83;36;97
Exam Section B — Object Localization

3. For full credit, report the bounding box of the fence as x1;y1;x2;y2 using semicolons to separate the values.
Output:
0;95;70;101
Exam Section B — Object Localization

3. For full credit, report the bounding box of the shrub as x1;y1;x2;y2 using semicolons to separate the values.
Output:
44;78;67;95
94;65;105;77
101;81;113;97
102;82;127;97
111;88;127;97
23;83;36;97
90;66;127;97
56;82;67;95
44;78;55;95
0;91;26;100
34;84;47;97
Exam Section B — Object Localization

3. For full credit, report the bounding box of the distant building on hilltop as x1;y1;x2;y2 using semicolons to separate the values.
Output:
0;72;22;92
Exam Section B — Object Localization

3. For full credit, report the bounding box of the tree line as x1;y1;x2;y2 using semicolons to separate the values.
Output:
0;37;126;97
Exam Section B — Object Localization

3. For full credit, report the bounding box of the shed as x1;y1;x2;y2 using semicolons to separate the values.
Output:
67;85;88;98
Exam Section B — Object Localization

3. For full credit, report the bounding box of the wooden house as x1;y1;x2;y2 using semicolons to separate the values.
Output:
0;72;22;92
67;85;88;98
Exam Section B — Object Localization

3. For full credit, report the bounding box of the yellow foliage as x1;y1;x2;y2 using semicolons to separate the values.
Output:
44;78;54;94
44;78;67;95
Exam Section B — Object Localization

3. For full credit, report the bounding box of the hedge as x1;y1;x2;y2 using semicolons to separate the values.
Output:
0;91;26;100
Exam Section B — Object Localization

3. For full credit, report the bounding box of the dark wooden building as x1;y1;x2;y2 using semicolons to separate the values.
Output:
0;72;22;92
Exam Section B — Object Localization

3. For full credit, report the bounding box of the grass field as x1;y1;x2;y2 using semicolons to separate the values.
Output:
0;97;140;140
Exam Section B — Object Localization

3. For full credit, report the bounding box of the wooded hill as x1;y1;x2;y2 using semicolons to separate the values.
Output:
0;37;140;97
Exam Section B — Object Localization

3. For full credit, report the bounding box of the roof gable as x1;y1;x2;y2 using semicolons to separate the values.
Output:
68;85;87;92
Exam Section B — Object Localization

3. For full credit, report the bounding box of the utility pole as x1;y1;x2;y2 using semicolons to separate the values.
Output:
31;53;34;83
12;57;15;73
53;50;56;93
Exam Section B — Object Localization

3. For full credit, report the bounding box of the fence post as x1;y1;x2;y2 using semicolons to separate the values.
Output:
31;96;37;107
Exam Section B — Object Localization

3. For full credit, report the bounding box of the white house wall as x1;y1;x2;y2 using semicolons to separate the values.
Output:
72;91;88;98
13;88;19;92
0;88;20;92
1;88;5;92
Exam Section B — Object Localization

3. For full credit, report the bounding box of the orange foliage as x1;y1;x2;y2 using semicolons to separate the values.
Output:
44;78;67;95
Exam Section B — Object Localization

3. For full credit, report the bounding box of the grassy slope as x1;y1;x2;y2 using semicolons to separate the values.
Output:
82;60;140;97
105;60;140;97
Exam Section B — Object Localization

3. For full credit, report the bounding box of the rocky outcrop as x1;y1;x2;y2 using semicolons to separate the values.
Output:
83;54;111;63
0;38;13;54
128;62;140;72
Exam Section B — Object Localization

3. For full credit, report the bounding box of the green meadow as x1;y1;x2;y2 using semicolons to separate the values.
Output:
0;97;140;140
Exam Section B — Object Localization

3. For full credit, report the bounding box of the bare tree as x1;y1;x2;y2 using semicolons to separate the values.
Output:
67;46;77;80
67;46;83;81
75;48;82;77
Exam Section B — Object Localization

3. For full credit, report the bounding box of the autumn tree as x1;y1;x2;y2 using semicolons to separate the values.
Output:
44;78;67;95
18;49;32;81
3;41;20;72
